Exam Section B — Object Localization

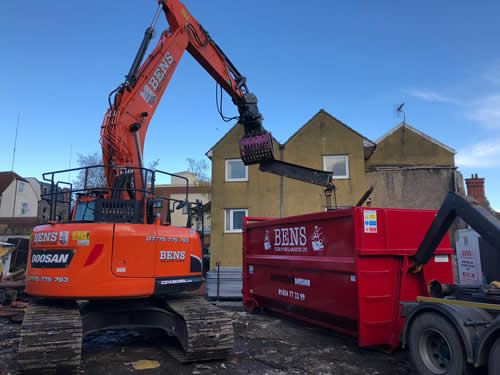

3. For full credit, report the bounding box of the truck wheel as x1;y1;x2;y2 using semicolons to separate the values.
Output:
488;337;500;375
409;312;467;375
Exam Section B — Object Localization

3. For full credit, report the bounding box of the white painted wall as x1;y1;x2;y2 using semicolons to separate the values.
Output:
171;172;197;186
170;191;210;229
26;178;41;200
0;179;39;217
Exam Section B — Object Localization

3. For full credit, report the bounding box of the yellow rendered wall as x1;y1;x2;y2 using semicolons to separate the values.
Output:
366;126;455;167
283;112;367;214
210;125;281;267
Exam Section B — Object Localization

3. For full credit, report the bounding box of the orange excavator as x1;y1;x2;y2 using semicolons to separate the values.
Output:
17;1;276;373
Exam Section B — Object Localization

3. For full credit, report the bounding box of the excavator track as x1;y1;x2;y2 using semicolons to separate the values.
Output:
17;300;82;374
163;294;234;363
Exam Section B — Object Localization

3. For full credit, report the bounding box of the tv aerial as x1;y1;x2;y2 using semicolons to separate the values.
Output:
394;102;406;124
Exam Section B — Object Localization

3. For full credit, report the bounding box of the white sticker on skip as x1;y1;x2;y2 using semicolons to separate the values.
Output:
116;267;127;273
434;255;449;263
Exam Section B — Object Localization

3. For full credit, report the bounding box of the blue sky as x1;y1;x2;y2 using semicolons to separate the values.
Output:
1;1;499;209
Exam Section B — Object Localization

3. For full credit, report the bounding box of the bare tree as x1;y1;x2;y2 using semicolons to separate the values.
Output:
73;152;106;189
147;159;160;184
186;158;210;182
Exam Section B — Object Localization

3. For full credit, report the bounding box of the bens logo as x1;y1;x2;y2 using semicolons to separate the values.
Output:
160;250;186;262
140;51;176;107
34;232;58;243
266;225;325;252
264;230;271;250
273;226;307;247
270;226;308;252
310;226;324;251
148;52;175;92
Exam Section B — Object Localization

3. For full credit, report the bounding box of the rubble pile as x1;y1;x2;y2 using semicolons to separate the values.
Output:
0;268;27;321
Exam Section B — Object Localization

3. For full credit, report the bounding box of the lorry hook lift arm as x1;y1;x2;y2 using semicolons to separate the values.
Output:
413;192;500;271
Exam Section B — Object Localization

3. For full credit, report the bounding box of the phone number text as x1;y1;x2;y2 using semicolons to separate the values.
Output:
278;288;306;301
28;276;69;283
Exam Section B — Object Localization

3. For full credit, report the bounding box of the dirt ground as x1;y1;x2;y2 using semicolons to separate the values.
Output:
0;302;414;375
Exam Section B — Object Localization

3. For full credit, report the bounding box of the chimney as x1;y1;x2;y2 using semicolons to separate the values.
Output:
465;174;488;205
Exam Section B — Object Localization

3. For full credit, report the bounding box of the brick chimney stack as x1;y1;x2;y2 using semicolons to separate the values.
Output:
465;174;487;205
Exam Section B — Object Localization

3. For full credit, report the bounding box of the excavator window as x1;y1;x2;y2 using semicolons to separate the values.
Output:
74;200;95;222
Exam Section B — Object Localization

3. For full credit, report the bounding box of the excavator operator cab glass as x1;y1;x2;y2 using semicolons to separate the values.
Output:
73;200;96;222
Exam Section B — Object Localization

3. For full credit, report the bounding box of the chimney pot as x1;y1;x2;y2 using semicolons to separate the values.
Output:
465;174;487;205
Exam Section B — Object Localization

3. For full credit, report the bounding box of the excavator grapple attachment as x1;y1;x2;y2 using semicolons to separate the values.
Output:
239;132;275;165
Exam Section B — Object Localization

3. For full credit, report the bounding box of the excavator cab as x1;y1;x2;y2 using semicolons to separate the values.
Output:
42;165;197;228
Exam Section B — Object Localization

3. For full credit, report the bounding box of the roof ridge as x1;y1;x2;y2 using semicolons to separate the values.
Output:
375;122;455;153
0;171;29;194
284;109;375;146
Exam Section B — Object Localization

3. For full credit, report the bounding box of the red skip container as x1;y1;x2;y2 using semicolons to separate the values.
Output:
242;207;454;350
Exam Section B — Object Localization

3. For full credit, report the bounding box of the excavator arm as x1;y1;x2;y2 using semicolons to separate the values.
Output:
100;0;271;191
101;0;335;197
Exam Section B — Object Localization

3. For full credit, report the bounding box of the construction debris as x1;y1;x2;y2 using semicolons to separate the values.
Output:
0;268;27;320
0;241;15;278
0;301;414;375
2;269;25;281
0;281;25;289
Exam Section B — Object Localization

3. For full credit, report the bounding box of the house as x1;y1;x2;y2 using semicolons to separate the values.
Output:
0;172;38;218
25;178;70;221
207;110;460;269
0;173;70;242
365;122;458;210
154;171;211;231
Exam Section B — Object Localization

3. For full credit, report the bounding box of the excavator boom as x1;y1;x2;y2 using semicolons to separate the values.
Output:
100;0;272;192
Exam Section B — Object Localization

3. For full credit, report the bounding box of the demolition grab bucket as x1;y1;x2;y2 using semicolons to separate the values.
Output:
239;133;275;165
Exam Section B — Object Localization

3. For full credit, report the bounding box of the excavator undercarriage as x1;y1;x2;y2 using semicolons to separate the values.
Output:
18;295;233;374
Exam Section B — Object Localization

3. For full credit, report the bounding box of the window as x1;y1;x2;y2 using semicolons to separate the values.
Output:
74;200;95;222
225;208;248;233
18;182;24;193
21;203;28;215
225;159;248;182
323;155;349;179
